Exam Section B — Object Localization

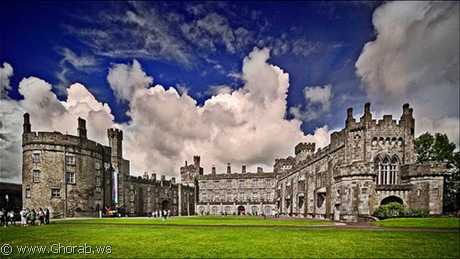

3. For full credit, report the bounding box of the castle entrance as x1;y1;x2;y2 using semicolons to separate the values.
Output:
380;196;403;205
161;200;169;210
237;205;245;215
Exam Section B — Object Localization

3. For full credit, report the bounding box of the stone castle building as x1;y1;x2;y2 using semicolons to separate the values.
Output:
22;103;445;221
181;157;277;215
182;103;445;221
22;114;194;218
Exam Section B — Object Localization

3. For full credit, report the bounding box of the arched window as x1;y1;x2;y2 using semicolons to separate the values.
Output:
390;156;399;184
375;155;399;185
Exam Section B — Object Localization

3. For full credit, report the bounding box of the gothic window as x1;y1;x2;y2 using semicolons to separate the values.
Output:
298;196;305;208
375;155;399;185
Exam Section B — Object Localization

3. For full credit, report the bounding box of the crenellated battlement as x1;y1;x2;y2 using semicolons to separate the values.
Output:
295;142;316;155
22;131;109;153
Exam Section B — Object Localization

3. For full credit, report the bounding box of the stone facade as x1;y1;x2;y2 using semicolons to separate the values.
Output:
181;158;277;215
22;114;194;218
275;103;445;221
182;103;445;221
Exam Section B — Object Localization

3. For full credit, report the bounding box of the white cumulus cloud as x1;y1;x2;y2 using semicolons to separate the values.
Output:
356;1;459;146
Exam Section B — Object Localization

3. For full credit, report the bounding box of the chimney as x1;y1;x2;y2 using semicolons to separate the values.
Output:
212;165;216;175
227;163;231;174
345;107;355;127
171;177;176;184
257;167;263;173
151;173;157;181
242;164;246;174
361;102;372;122
23;113;31;133
143;172;149;180
77;117;87;138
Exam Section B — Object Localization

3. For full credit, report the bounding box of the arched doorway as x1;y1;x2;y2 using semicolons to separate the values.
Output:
237;205;245;215
380;196;403;205
161;200;169;210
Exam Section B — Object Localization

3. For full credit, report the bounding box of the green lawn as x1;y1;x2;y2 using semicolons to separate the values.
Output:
54;215;332;227
1;217;458;258
375;217;460;228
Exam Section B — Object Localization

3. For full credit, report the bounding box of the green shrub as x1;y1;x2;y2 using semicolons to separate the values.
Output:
407;208;429;218
374;202;405;219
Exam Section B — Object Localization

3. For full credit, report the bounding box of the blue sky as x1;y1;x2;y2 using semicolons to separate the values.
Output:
1;1;458;183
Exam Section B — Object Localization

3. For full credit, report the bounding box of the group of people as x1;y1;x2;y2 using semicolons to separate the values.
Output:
0;208;16;227
19;207;50;226
149;209;171;221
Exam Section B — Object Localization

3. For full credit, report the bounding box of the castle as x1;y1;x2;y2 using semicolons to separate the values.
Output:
181;103;445;221
22;103;445;221
22;114;195;218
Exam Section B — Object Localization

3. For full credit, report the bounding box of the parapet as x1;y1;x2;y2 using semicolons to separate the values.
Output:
108;128;123;140
295;142;316;155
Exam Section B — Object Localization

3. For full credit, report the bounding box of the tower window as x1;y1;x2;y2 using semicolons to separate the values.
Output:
375;156;399;185
51;188;61;198
66;156;76;165
33;170;40;183
33;153;41;163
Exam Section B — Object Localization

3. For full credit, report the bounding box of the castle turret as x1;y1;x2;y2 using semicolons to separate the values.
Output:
360;102;372;122
23;113;31;133
108;128;123;158
345;107;356;128
295;142;315;164
77;117;87;138
193;156;201;175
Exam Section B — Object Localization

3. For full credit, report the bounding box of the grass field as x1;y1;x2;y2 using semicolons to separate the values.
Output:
1;216;458;258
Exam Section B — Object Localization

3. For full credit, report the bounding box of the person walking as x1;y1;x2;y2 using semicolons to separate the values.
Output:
20;208;27;226
45;208;50;224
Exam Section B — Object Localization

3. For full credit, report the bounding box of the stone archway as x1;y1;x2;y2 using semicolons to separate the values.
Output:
237;205;245;215
380;196;403;205
161;200;169;210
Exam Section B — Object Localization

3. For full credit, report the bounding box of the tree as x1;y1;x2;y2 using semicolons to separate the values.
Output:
414;132;459;213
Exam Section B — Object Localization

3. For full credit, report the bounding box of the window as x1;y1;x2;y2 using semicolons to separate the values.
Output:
239;180;245;188
95;191;101;200
33;170;40;183
214;181;220;188
33;153;40;163
239;193;244;202
375;156;399;185
226;192;232;202
26;188;31;198
66;172;75;184
265;192;271;202
266;179;272;187
361;187;368;195
227;180;232;188
66;156;76;165
252;192;259;202
202;181;207;188
96;176;101;187
214;195;220;202
433;188;439;196
201;193;207;202
252;179;258;188
129;192;135;202
94;161;101;170
51;188;61;198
